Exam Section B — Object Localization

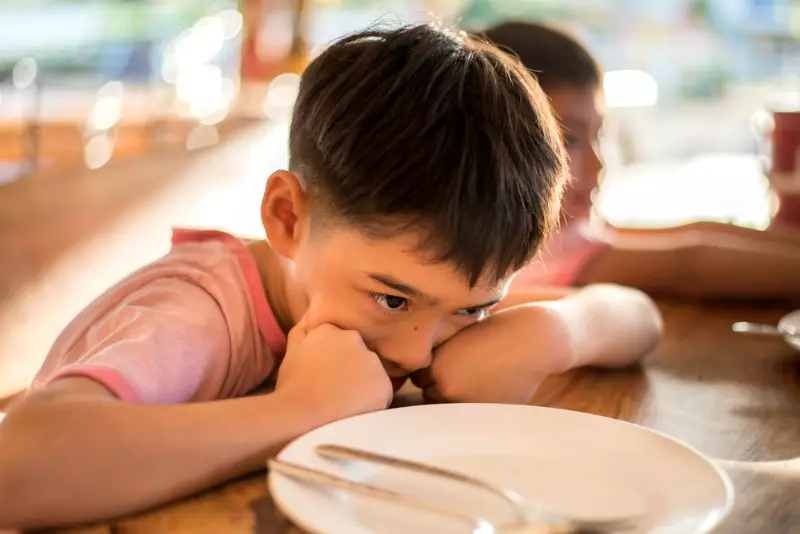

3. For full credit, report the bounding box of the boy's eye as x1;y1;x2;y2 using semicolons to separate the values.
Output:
456;307;487;320
370;293;409;312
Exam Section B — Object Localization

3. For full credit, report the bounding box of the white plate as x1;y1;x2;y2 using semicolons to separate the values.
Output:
270;404;733;534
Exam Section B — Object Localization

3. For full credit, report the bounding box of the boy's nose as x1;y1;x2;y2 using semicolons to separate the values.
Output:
388;345;433;374
589;143;604;181
381;326;439;374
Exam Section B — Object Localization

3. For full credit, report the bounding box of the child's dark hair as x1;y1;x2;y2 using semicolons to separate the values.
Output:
289;24;566;285
481;21;601;93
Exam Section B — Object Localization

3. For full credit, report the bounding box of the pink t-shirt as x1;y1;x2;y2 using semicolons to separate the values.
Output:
31;229;287;404
512;220;611;288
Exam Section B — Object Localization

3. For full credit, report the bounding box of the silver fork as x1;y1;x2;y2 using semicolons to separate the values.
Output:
316;444;639;532
269;458;613;534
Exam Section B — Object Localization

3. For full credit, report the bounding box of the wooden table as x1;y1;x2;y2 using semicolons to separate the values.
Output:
45;299;800;534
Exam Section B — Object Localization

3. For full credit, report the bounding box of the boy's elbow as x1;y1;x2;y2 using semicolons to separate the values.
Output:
0;454;23;528
0;405;59;529
629;286;664;354
578;284;663;366
615;284;663;363
0;415;35;527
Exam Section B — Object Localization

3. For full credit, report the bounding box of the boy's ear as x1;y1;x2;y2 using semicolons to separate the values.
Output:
261;170;309;259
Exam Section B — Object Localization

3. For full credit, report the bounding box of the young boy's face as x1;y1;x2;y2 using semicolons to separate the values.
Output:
547;84;605;222
292;224;509;386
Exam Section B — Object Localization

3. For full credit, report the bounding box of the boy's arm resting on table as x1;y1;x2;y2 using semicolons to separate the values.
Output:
574;230;800;299
0;282;392;529
0;323;392;529
415;284;662;404
0;378;324;528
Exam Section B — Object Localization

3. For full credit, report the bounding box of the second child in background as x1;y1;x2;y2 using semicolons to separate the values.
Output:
484;21;800;300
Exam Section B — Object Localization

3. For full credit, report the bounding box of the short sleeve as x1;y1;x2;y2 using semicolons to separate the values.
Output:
512;222;610;288
39;278;232;404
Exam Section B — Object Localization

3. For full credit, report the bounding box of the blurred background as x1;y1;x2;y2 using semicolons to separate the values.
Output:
1;0;799;215
0;0;799;399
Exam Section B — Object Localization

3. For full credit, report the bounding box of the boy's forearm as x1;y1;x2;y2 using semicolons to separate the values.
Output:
424;285;661;405
0;384;319;529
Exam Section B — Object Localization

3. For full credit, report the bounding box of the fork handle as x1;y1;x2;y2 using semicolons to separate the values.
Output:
317;443;534;520
732;322;782;336
269;459;493;533
315;445;638;533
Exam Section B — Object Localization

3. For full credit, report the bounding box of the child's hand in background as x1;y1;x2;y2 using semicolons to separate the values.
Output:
276;315;393;424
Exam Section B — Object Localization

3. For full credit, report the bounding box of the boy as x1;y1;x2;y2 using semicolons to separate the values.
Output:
0;25;661;528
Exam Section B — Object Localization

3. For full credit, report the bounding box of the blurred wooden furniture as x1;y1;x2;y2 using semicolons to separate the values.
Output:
0;122;268;399
240;0;309;82
46;300;800;534
0;115;256;179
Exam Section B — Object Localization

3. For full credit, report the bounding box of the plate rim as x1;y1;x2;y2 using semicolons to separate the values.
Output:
269;403;735;534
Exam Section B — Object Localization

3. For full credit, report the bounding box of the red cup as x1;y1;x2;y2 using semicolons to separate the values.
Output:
755;109;800;229
772;111;800;173
774;193;800;228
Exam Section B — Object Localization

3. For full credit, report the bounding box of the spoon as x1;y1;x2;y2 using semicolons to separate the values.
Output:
732;309;800;350
732;323;784;336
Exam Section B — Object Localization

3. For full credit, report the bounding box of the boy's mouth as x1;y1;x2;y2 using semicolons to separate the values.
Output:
390;376;408;392
380;359;408;392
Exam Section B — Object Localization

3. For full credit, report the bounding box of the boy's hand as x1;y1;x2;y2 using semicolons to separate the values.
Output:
276;315;393;423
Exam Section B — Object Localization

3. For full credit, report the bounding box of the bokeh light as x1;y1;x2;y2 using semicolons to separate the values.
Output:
88;81;124;132
604;70;659;108
217;9;244;40
12;58;38;89
186;125;220;150
84;134;115;170
262;73;301;121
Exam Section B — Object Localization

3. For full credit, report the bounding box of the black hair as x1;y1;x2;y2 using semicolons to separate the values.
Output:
482;21;601;93
290;24;567;285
